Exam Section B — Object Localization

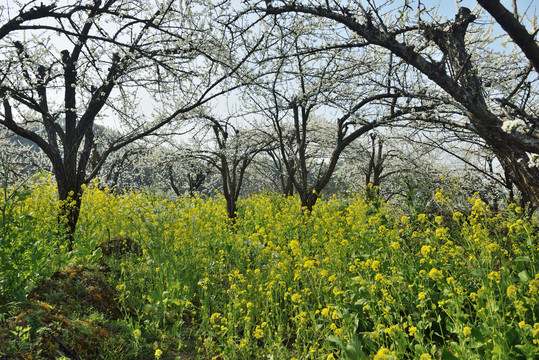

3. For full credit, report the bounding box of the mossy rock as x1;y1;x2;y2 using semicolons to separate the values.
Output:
1;301;118;359
0;266;137;359
28;266;135;320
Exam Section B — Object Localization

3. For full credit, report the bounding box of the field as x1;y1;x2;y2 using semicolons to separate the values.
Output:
1;176;538;359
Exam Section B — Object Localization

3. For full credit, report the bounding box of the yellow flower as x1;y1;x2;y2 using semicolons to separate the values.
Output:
487;271;500;284
429;268;443;281
529;279;539;295
373;347;395;360
408;326;418;337
289;240;300;250
418;292;427;300
533;323;539;338
421;245;432;258
463;326;472;336
452;211;463;221
210;312;221;324
420;354;432;360
291;293;302;303
371;260;381;271
133;329;141;338
507;284;518;297
154;348;163;359
253;326;264;339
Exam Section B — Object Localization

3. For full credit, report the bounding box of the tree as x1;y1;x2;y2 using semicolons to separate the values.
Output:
0;126;50;182
0;1;257;247
244;17;443;211
261;147;295;196
167;158;210;198
260;1;539;205
476;0;539;73
151;147;212;197
186;114;271;221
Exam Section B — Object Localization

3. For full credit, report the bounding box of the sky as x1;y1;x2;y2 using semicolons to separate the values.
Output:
438;0;536;28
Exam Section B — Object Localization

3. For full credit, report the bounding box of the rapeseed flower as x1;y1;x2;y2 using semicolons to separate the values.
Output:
291;293;302;303
373;347;395;360
429;268;443;281
421;245;432;258
487;271;501;284
8;177;539;359
507;284;518;297
253;326;264;339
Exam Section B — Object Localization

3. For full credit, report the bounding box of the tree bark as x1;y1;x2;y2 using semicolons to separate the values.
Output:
56;174;84;251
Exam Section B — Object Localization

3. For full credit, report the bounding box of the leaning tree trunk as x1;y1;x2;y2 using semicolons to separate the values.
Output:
495;145;539;206
424;8;539;206
264;4;539;206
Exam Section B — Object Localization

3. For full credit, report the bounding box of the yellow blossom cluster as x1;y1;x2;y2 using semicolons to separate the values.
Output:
3;179;538;359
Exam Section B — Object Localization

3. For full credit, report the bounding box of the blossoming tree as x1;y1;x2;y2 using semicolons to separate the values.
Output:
0;1;257;247
258;0;539;205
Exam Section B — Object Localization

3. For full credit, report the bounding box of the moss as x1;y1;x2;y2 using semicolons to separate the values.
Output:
1;266;136;359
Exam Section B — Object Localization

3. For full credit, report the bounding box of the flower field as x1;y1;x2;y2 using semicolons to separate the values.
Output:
1;177;538;359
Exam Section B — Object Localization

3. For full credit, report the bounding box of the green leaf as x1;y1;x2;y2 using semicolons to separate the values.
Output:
515;256;531;263
344;334;367;360
519;270;530;284
492;344;502;356
90;247;102;262
327;335;344;348
354;298;370;307
414;344;427;354
441;347;459;360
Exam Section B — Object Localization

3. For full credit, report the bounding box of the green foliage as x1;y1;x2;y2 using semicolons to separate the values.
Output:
0;179;538;359
0;162;68;305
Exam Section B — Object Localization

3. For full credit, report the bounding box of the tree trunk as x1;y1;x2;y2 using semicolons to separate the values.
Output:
300;191;318;214
56;175;84;251
495;145;539;206
264;4;539;206
225;195;238;225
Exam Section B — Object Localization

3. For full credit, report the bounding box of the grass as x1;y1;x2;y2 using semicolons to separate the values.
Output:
1;176;538;359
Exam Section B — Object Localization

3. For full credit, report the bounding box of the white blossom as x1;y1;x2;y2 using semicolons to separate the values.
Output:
501;119;527;134
527;153;539;168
